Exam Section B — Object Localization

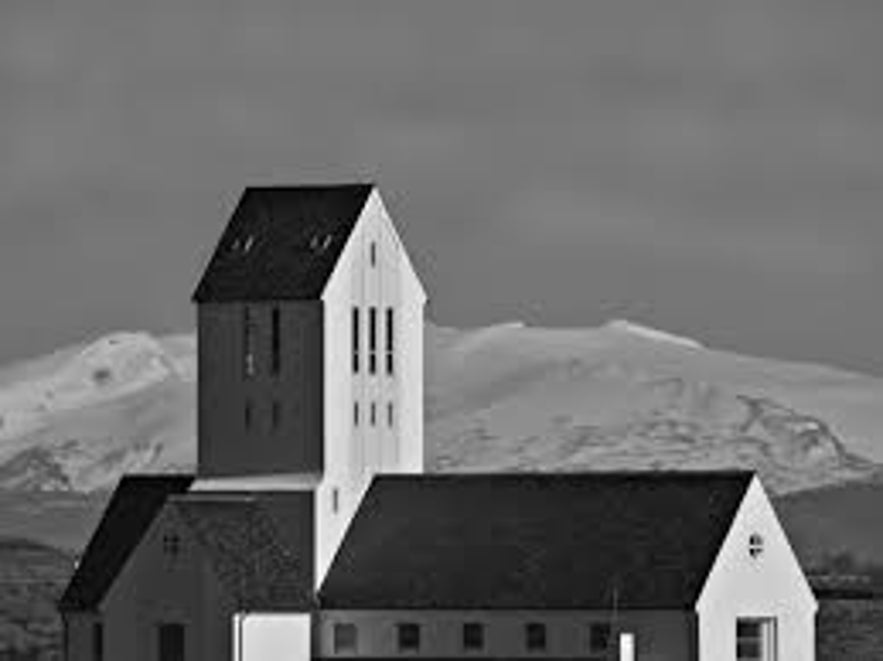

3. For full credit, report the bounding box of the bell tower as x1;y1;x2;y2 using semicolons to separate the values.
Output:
190;184;426;585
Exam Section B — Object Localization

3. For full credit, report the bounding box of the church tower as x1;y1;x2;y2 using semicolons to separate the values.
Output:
190;184;426;585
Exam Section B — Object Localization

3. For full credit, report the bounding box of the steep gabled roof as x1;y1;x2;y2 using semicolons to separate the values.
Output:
192;185;374;302
319;471;753;610
172;495;313;610
58;474;194;612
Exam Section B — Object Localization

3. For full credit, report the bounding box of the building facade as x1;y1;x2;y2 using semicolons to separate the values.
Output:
60;184;815;661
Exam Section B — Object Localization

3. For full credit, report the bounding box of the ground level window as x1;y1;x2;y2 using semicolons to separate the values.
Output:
463;622;484;651
333;623;358;653
525;622;546;651
158;622;185;661
737;618;777;661
397;623;420;652
589;622;611;654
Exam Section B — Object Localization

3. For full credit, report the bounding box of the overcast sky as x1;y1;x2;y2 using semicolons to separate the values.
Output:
2;0;882;374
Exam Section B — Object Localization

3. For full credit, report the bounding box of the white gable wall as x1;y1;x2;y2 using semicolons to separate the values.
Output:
696;476;817;661
315;188;425;588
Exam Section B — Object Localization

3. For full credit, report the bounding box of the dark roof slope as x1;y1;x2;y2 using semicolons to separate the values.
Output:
58;474;193;612
192;185;374;302
319;471;754;609
173;495;313;610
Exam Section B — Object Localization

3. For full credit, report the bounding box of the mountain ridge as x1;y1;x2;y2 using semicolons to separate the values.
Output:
0;321;880;494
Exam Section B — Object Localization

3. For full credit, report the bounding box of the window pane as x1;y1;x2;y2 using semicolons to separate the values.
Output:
589;623;611;652
369;307;377;374
526;623;546;651
158;623;185;661
333;623;357;653
397;623;420;651
463;622;484;650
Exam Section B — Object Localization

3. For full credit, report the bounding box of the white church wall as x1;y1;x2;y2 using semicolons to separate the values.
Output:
316;188;424;588
696;476;817;661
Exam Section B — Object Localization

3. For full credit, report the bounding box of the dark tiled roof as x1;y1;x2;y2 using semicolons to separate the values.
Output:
192;185;374;302
173;495;313;610
58;474;194;612
319;471;754;609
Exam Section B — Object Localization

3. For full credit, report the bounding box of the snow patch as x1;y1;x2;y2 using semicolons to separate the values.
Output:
603;319;704;349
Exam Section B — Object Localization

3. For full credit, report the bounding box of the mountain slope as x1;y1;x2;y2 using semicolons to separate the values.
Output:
0;322;881;494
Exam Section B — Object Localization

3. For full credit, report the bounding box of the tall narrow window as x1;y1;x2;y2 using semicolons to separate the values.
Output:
351;307;360;374
272;400;281;431
370;401;377;427
619;632;636;661
243;306;256;378
353;401;359;428
369;306;378;375
271;306;281;376
92;622;103;661
370;241;377;266
385;307;394;376
244;399;253;431
332;488;340;514
387;401;394;428
158;623;185;661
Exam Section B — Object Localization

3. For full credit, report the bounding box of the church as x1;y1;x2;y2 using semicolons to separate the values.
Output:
58;184;817;661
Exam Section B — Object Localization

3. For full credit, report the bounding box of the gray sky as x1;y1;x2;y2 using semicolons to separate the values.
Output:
2;0;882;374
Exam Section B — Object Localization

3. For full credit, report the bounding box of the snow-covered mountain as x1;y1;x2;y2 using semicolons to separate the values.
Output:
0;321;881;494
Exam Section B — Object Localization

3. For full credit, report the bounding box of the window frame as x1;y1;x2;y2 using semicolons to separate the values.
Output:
397;623;421;652
333;622;358;654
462;622;484;652
242;305;256;379
525;622;546;652
157;622;186;661
736;617;777;661
368;306;378;375
351;307;360;374
385;307;394;376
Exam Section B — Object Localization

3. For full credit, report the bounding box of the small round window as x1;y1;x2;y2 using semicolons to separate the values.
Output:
748;533;764;559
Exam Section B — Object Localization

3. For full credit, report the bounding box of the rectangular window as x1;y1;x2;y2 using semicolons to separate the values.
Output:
368;306;377;374
385;307;394;375
526;623;546;652
351;307;360;374
370;401;377;427
589;623;611;654
370;241;377;266
333;623;357;654
243;306;256;378
332;488;340;514
387;401;394;428
353;401;359;427
737;618;776;661
462;622;484;651
271;306;281;376
244;399;252;431
397;623;420;652
158;623;185;661
272;400;281;431
92;622;103;661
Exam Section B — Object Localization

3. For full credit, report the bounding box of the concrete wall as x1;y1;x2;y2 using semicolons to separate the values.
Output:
696;476;817;661
197;300;323;478
96;505;236;661
318;609;694;661
316;189;425;587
